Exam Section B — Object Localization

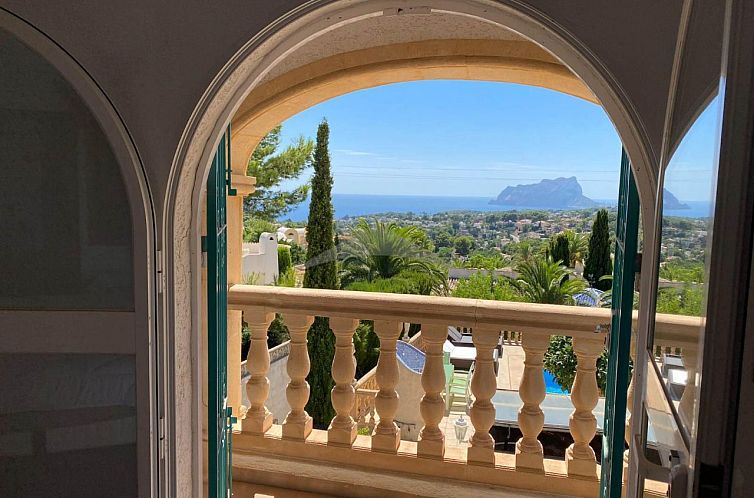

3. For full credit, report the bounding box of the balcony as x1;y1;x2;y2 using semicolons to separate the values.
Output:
228;285;696;497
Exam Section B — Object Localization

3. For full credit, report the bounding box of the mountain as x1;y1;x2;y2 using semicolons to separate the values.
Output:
663;188;690;210
489;177;597;208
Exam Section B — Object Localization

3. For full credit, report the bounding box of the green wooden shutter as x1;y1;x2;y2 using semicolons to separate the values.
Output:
206;127;234;497
600;149;640;498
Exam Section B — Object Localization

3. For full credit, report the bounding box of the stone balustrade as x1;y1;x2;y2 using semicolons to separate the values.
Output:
228;285;700;496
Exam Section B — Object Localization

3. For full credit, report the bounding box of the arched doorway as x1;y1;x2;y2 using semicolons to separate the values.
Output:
166;1;661;494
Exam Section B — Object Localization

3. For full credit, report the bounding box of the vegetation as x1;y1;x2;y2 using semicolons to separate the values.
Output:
339;219;447;294
584;209;612;290
547;233;570;267
564;229;588;267
513;257;586;305
346;270;437;295
451;271;522;302
287;241;306;265
353;321;380;378
453;235;475;256
544;335;616;394
245;125;314;221
277;245;292;275
303;119;338;428
460;251;507;270
659;261;705;283
655;285;704;316
243;217;276;243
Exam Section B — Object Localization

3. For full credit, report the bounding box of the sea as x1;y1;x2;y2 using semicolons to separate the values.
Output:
281;194;712;222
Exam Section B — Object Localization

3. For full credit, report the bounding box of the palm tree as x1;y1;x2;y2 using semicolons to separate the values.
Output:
514;256;586;304
564;229;589;268
340;219;447;293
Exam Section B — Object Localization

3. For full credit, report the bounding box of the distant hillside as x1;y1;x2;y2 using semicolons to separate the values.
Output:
489;177;597;209
663;188;690;210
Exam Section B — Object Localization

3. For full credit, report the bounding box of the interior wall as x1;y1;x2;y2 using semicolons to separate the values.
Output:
0;1;703;496
0;0;685;225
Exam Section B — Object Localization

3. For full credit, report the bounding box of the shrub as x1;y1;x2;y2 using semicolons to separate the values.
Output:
543;335;626;395
353;321;380;378
278;245;292;274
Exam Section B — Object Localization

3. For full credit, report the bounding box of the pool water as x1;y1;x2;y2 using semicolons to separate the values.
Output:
544;370;569;395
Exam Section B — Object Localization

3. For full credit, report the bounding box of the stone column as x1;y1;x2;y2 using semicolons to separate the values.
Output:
566;336;605;477
328;317;359;446
242;307;274;435
281;313;315;440
372;320;403;453
418;323;447;459
468;327;500;466
226;175;254;422
515;334;549;471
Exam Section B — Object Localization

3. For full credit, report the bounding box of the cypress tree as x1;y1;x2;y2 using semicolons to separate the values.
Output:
303;119;338;428
548;233;571;267
584;209;612;290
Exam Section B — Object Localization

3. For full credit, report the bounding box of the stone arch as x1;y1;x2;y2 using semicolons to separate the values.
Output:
229;38;599;172
165;1;661;490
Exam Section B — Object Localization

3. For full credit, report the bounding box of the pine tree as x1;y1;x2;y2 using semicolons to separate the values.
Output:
303;119;338;428
245;125;314;221
584;209;612;290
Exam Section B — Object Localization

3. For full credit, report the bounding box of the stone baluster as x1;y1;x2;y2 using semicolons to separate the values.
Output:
328;317;360;446
678;346;698;429
468;327;500;466
418;323;447;459
372;320;403;453
515;334;549;471
281;313;315;440
242;308;275;435
566;336;605;477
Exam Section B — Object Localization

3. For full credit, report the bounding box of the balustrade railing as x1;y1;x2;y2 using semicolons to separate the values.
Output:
228;284;700;494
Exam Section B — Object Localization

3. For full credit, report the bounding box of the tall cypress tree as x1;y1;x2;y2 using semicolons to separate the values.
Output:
584;209;612;290
548;233;571;267
303;119;338;428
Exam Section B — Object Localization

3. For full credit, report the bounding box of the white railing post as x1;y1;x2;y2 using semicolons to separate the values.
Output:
242;307;275;435
417;323;447;459
328;317;360;446
281;313;315;440
372;320;403;453
515;334;549;471
566;335;604;477
468;327;500;466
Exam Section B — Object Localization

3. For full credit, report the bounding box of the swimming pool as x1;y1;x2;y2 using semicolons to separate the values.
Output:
544;370;569;395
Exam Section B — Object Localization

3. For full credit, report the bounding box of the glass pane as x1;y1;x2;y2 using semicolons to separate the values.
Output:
0;353;137;497
0;27;133;310
651;95;721;445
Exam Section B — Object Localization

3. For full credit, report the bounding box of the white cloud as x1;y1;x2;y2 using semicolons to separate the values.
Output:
334;149;379;156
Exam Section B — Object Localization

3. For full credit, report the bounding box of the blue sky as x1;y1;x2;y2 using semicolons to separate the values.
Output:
277;80;718;201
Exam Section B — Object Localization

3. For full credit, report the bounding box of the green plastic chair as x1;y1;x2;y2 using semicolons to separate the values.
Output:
446;364;473;412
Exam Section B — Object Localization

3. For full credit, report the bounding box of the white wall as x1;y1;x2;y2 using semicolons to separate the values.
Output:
242;232;278;284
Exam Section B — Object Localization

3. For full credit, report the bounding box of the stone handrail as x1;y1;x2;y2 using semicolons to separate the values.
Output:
229;285;612;337
229;284;698;493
